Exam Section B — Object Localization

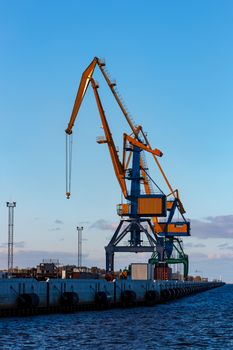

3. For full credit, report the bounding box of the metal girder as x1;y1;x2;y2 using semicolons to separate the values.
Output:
149;237;189;279
111;246;155;253
105;218;157;272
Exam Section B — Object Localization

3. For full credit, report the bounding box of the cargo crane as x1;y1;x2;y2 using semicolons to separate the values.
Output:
65;57;190;278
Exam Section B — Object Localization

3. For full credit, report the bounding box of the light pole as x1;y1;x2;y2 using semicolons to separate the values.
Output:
77;226;83;268
6;202;16;276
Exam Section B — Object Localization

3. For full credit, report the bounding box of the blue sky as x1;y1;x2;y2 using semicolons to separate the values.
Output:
0;1;233;281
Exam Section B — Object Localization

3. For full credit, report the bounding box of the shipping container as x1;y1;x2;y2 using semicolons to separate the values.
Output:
154;264;172;280
131;263;153;280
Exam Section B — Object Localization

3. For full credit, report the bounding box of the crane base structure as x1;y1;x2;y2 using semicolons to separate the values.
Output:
105;218;157;272
149;237;189;279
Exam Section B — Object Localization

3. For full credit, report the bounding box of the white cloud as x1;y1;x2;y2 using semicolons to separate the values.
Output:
218;242;233;250
90;219;118;231
185;242;206;248
0;250;90;269
191;215;233;239
0;241;26;248
54;219;64;225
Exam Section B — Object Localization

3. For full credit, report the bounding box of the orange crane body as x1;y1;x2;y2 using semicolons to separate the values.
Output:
65;57;190;237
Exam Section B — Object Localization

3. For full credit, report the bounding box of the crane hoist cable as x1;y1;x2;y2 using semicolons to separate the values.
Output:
66;133;73;199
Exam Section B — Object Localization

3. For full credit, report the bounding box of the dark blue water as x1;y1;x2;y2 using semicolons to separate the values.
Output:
0;284;232;349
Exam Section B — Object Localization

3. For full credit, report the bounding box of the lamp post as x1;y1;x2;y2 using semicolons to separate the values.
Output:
6;202;16;276
77;226;83;268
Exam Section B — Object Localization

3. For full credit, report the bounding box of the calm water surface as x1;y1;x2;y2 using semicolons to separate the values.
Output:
0;284;232;350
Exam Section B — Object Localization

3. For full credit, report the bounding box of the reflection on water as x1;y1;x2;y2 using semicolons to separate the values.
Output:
0;285;232;349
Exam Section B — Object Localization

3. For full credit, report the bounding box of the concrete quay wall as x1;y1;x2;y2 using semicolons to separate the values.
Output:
0;278;225;317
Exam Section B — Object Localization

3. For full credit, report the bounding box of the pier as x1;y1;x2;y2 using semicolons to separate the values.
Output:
0;278;225;318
